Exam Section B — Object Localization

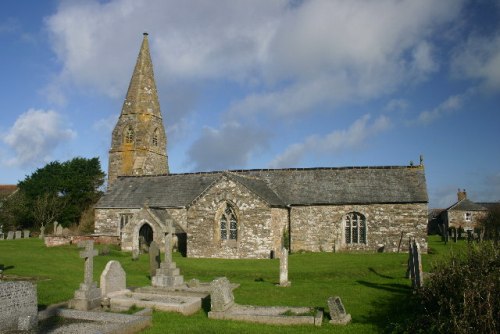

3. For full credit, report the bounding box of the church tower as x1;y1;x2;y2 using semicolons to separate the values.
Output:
108;33;169;187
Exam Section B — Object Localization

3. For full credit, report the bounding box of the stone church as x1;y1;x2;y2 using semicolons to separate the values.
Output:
94;33;429;258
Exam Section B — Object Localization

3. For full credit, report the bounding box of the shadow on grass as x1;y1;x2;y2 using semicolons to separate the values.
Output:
355;280;417;332
368;267;394;279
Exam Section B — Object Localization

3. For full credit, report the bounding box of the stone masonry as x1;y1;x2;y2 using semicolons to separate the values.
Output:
0;281;38;332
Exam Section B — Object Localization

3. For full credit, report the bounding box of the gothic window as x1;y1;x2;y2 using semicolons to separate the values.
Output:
220;203;237;241
345;212;366;244
152;128;159;146
124;126;134;144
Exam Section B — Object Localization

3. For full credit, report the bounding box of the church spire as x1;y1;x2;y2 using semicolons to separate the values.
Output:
108;33;169;188
121;32;162;117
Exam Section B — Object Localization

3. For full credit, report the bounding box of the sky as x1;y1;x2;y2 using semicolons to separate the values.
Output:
0;0;499;209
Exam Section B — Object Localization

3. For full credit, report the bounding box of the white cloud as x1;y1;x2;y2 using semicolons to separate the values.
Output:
452;34;500;92
186;122;270;172
45;0;465;119
415;94;466;125
93;113;118;133
2;109;76;167
269;114;391;168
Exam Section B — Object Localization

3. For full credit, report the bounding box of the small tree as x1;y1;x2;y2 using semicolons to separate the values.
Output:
32;193;66;230
479;203;500;244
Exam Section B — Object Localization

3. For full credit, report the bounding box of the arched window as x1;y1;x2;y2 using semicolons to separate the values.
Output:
152;128;159;146
124;126;134;144
345;212;366;244
220;203;237;241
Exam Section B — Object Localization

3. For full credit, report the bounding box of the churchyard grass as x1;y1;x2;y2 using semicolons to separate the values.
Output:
0;236;466;333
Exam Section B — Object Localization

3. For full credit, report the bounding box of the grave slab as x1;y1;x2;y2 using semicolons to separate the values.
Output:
0;281;38;332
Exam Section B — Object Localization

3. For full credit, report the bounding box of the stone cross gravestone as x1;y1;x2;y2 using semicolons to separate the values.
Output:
152;228;184;288
7;231;14;240
0;281;38;332
53;221;59;235
23;230;30;238
100;260;126;297
327;296;351;325
149;240;160;278
210;277;235;312
15;231;22;239
39;226;45;239
279;247;291;287
69;240;102;310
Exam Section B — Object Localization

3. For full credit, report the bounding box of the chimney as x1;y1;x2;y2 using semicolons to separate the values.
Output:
457;188;467;201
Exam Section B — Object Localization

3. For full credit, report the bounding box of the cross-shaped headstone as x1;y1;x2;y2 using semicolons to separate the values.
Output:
164;221;173;264
78;240;98;286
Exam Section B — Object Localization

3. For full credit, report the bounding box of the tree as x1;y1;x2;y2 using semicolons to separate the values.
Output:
0;191;29;231
18;157;105;227
479;203;500;244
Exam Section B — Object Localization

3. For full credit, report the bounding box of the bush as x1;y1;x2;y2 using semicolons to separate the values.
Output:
401;242;499;333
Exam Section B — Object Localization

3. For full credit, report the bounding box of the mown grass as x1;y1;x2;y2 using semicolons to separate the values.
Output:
0;236;467;333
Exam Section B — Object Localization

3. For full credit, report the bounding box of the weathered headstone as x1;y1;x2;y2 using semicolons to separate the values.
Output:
39;226;45;239
149;240;160;278
187;278;200;288
23;230;30;238
15;231;22;239
62;227;70;236
210;277;234;312
53;221;59;235
100;260;126;297
0;225;3;240
279;247;291;287
132;249;139;261
327;296;351;325
0;281;38;332
7;231;14;240
69;240;102;310
56;224;63;236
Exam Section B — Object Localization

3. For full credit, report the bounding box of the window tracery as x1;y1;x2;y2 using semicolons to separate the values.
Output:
220;203;237;241
345;212;366;244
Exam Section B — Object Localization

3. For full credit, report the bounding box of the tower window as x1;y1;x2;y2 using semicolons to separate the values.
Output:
152;128;159;146
125;126;134;144
345;212;366;244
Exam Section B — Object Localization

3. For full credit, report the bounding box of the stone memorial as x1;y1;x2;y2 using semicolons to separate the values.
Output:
15;231;22;239
69;240;102;310
279;247;291;287
100;260;127;297
39;226;45;239
152;224;184;288
327;296;351;325
56;224;63;236
7;231;14;240
149;240;160;278
53;221;59;234
0;225;3;240
210;277;235;312
0;281;38;332
132;249;139;261
23;230;30;238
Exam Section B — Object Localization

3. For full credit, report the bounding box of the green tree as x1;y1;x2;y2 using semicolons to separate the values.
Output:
480;203;500;244
18;157;105;227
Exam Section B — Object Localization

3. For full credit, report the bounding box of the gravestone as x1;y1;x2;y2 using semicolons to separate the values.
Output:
62;227;70;236
279;247;291;287
53;221;59;234
100;260;126;297
7;231;14;240
0;281;38;332
23;230;30;238
56;224;63;236
149;240;160;278
327;296;351;325
152;224;184;288
132;249;139;261
0;225;3;240
210;277;234;312
15;231;22;239
39;226;45;239
69;240;102;310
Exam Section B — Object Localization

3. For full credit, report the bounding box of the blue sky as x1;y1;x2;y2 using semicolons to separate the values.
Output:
0;0;499;208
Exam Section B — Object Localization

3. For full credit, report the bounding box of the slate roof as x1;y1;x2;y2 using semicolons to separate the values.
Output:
447;199;488;212
96;166;428;209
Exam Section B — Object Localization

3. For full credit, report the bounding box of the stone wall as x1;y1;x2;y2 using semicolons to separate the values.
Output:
0;281;38;331
290;203;428;253
446;210;488;230
187;177;278;259
44;235;120;247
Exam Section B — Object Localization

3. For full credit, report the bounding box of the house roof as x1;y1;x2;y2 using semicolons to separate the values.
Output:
96;165;428;209
0;185;18;200
447;198;488;212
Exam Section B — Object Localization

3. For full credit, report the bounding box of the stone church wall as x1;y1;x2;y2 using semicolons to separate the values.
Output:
187;177;278;259
290;203;428;253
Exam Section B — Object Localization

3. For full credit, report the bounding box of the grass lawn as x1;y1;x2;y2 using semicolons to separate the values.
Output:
0;235;467;333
